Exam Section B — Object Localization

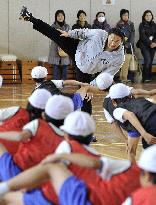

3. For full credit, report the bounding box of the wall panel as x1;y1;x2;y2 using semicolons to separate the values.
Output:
91;0;130;27
0;1;8;53
9;0;50;59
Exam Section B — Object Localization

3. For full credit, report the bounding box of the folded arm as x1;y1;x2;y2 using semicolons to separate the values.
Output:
63;80;89;87
132;88;156;96
0;130;31;142
42;153;101;169
0;154;100;198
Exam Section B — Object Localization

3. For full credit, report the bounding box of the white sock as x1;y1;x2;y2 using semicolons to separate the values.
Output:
0;182;10;197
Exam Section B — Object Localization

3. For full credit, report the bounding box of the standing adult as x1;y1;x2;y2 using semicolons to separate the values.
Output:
116;9;135;82
137;10;156;82
19;6;125;114
92;11;111;32
72;10;91;29
19;7;124;82
48;10;70;80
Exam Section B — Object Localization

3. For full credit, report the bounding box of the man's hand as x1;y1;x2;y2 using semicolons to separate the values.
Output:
57;29;69;37
142;132;156;144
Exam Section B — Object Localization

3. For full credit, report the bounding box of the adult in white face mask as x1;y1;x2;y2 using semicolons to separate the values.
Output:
98;16;106;23
92;12;111;32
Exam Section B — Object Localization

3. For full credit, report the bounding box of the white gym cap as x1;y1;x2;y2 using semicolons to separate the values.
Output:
45;95;74;120
109;83;131;99
138;145;156;173
28;89;51;109
31;66;48;79
60;111;96;136
96;73;113;90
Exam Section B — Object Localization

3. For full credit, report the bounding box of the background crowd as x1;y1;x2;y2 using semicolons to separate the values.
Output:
49;9;156;83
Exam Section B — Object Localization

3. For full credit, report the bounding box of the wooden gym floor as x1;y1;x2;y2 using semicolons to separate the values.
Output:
0;82;156;160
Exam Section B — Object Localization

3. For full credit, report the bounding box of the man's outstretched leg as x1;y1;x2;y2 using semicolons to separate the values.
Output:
19;6;79;59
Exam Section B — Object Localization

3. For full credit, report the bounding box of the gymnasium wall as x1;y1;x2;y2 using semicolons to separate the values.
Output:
0;0;156;60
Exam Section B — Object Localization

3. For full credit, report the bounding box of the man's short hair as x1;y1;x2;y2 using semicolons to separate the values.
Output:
108;28;125;41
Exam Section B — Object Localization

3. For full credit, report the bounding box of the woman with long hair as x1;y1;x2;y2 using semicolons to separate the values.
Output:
137;10;156;82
